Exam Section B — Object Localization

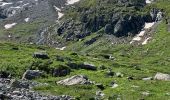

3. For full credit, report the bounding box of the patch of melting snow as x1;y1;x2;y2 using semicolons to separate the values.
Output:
142;37;152;45
130;22;155;44
146;0;154;4
0;2;13;7
137;30;145;37
24;18;30;22
10;6;22;9
54;6;61;11
54;6;64;19
58;12;64;19
144;22;155;29
66;0;80;5
56;47;66;51
4;23;17;29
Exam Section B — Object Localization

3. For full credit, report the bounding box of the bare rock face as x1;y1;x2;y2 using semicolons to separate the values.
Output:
57;75;93;85
154;72;170;81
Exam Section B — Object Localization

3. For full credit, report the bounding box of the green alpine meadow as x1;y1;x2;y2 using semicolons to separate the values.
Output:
0;0;170;100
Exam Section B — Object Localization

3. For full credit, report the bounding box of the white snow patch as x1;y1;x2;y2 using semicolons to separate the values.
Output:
22;3;29;7
130;22;155;44
58;12;64;19
144;22;155;29
56;47;66;51
142;37;152;45
4;23;17;29
132;36;141;41
146;0;154;4
0;2;13;7
18;1;23;3
24;18;30;22
10;6;21;9
137;30;145;37
54;6;61;11
66;0;80;5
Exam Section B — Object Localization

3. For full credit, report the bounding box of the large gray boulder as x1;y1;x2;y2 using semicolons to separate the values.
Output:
57;75;93;85
22;70;43;80
154;72;170;81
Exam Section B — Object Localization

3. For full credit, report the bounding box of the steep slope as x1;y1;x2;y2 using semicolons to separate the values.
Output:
0;0;78;44
0;0;170;100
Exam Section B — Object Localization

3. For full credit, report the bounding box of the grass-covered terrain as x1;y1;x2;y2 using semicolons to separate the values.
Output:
0;20;170;99
0;0;170;100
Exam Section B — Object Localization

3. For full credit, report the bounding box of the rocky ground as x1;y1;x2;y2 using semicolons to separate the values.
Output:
0;78;74;100
0;0;170;100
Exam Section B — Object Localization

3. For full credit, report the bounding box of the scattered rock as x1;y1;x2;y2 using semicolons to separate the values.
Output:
106;69;115;77
10;79;29;89
53;66;70;77
154;72;170;81
116;72;124;78
57;75;93;85
22;70;43;80
165;93;170;96
33;51;49;59
96;83;105;90
0;78;73;100
11;47;19;50
127;76;134;81
95;91;105;99
67;62;97;71
110;81;118;88
81;62;97;71
0;71;10;78
131;85;139;88
142;77;153;81
99;65;107;70
141;91;150;96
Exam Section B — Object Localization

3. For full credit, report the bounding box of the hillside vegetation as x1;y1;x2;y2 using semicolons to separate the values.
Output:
0;0;170;100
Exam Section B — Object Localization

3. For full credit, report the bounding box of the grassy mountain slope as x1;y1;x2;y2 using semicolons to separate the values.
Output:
0;20;170;99
0;0;170;100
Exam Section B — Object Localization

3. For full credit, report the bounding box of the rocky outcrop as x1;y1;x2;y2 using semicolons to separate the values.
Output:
154;72;170;81
48;0;157;46
57;75;93;85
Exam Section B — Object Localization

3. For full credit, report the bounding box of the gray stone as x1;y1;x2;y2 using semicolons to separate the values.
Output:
53;67;70;77
116;72;124;77
22;70;43;80
142;91;150;96
57;75;93;85
96;83;105;90
33;51;49;59
10;79;29;89
154;72;170;81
